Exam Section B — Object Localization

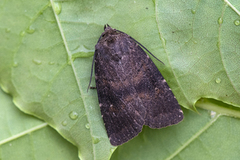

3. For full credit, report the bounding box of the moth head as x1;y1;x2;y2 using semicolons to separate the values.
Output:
104;24;111;30
103;24;117;35
99;25;118;43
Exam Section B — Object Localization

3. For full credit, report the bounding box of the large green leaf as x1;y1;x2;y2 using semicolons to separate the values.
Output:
0;0;240;160
0;88;79;160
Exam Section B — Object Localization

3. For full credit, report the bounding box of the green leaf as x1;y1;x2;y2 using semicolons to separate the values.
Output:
112;106;240;160
0;0;240;160
0;88;79;160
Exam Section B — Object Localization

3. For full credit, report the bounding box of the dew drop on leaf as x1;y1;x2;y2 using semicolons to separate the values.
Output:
162;38;166;46
215;78;221;84
62;120;67;126
53;2;62;15
218;17;223;25
20;31;25;36
85;123;90;129
32;59;42;65
69;111;78;120
13;62;18;67
110;148;115;154
191;9;196;14
210;111;216;118
26;26;35;34
93;137;100;144
234;20;240;26
67;57;72;65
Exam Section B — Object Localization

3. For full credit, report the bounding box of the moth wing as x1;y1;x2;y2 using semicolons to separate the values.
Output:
95;43;146;146
130;42;183;128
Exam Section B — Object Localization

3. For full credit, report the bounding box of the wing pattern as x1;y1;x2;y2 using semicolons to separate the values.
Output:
94;26;183;146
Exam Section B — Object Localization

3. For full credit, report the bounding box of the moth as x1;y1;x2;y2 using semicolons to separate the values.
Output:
88;24;183;146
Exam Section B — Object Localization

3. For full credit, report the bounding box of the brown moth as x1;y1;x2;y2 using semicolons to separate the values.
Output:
88;24;183;146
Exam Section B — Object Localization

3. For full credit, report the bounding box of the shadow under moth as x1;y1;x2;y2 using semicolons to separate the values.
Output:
88;24;183;146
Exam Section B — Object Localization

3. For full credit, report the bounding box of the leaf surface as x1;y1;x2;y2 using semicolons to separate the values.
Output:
0;88;79;160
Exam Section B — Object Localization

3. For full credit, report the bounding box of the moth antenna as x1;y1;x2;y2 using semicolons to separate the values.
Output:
116;30;165;65
87;52;96;92
97;32;104;43
130;37;165;65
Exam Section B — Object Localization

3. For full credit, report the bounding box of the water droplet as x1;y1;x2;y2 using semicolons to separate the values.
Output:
218;17;223;25
85;123;90;129
69;111;78;120
13;62;18;67
193;40;197;44
110;148;115;154
48;61;55;65
53;2;62;15
32;59;42;65
9;143;12;146
20;31;26;36
234;20;240;26
191;9;196;14
26;26;35;34
62;120;67;126
67;56;72;65
71;45;94;58
5;28;10;33
215;78;221;84
93;137;100;144
210;111;216;118
162;38;166;46
134;1;136;3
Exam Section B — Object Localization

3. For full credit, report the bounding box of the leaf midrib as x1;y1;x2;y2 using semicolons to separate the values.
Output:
50;0;95;158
